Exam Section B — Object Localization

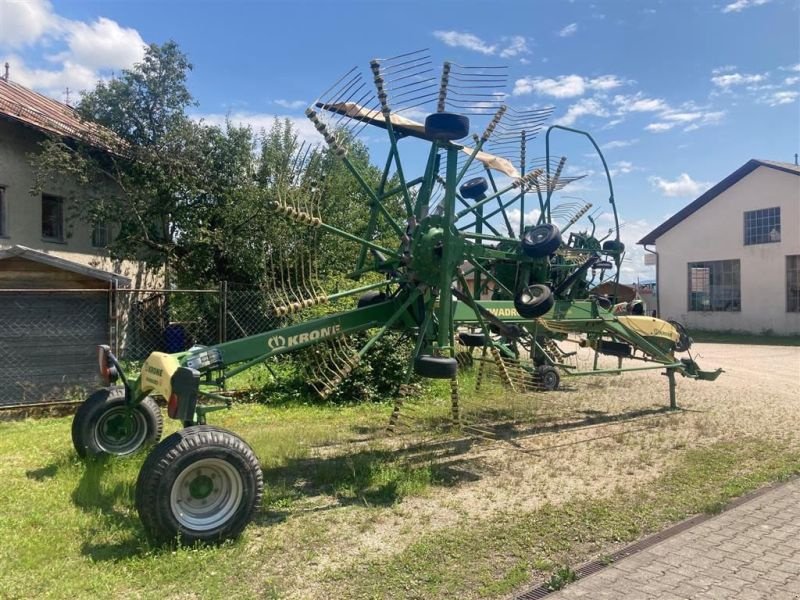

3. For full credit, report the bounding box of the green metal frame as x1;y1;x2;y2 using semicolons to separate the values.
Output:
107;98;721;427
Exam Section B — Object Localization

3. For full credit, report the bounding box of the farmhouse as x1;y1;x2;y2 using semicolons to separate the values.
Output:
638;159;800;335
0;71;155;406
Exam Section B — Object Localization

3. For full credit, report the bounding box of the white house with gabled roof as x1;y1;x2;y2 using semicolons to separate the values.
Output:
638;159;800;335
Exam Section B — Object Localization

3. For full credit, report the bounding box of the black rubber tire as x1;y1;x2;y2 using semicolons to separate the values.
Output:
459;177;488;200
514;284;555;319
669;320;693;353
536;365;560;391
135;425;263;545
602;240;625;255
521;224;562;258
72;387;163;458
458;332;487;347
357;291;387;308
413;355;459;379
424;112;470;141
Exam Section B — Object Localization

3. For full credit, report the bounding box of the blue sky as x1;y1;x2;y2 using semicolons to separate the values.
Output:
1;0;798;280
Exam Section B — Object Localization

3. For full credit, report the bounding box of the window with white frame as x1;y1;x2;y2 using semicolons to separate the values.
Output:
744;207;780;245
788;255;800;313
688;260;740;312
41;194;64;242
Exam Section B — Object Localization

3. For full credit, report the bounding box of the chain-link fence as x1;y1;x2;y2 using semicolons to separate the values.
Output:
0;289;111;407
0;284;278;407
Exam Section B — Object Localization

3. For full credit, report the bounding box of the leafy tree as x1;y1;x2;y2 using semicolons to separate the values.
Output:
32;42;259;286
33;41;401;293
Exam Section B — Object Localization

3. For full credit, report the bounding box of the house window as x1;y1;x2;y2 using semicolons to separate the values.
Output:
92;222;110;248
688;260;740;312
0;186;6;237
744;207;780;245
41;194;64;242
788;255;800;313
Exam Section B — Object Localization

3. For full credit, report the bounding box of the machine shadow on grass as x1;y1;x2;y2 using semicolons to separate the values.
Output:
27;454;152;561
28;402;684;560
256;402;684;523
72;457;150;561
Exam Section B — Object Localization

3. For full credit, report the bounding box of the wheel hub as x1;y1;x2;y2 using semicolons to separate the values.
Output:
95;406;147;454
104;413;132;440
189;474;214;500
170;458;244;531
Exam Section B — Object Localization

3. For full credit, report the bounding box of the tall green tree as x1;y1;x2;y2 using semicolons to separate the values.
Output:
32;42;258;285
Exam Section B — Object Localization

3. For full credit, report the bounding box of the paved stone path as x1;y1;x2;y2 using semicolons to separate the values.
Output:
550;478;800;599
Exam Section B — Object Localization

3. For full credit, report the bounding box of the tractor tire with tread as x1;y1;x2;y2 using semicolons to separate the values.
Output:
536;365;561;391
135;425;263;545
414;355;459;379
514;284;555;319
521;224;562;258
72;387;162;458
602;240;625;255
424;112;470;141
459;177;489;199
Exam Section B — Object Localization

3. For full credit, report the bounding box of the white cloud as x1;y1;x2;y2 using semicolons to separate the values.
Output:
196;111;323;145
609;160;634;177
0;54;98;97
722;0;770;13
783;76;800;86
558;23;578;37
661;111;703;122
761;90;799;106
602;139;638;150
615;218;656;281
499;35;530;58
784;63;800;72
649;173;711;197
0;0;56;47
432;30;530;61
513;74;625;97
644;122;675;133
642;104;725;133
60;17;144;71
613;93;669;113
600;118;624;130
0;2;146;98
554;97;608;126
506;207;541;233
274;99;307;110
432;30;496;55
711;72;766;87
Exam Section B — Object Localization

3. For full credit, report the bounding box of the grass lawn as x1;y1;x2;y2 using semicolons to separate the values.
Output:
1;343;799;599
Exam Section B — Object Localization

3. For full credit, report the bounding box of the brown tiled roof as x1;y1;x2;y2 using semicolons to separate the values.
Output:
0;77;118;149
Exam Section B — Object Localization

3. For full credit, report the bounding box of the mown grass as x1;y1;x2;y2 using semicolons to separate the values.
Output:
329;439;800;599
0;380;798;599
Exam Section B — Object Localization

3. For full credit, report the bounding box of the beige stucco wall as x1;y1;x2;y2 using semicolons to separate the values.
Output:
654;165;800;334
0;118;161;288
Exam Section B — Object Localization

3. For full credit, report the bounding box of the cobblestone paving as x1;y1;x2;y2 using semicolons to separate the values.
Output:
550;478;800;599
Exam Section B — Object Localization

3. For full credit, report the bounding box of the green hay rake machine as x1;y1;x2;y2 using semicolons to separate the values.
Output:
71;50;721;544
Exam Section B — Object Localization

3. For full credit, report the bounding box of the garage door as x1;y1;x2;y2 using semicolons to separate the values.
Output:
0;291;109;406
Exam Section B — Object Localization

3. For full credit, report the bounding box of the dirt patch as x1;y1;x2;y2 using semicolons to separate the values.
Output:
240;343;799;598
